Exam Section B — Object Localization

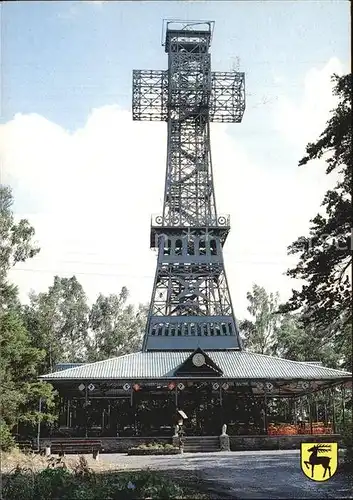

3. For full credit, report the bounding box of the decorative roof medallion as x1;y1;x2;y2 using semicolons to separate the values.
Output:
192;353;205;367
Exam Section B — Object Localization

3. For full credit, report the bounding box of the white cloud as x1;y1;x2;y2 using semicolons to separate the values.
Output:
1;59;343;319
274;57;344;148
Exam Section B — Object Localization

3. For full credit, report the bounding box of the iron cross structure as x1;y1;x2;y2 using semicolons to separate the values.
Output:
132;20;245;351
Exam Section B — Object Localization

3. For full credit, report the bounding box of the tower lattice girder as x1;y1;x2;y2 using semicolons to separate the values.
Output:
133;21;245;351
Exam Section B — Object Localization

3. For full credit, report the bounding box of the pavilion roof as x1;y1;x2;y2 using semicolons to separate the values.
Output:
40;350;351;382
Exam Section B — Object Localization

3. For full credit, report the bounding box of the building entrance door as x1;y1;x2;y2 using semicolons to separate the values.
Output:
178;387;222;436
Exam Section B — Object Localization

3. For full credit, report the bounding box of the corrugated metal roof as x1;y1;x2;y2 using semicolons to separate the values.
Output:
40;351;351;381
54;363;86;372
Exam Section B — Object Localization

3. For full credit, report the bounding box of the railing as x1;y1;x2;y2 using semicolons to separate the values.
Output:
267;422;333;436
151;213;230;227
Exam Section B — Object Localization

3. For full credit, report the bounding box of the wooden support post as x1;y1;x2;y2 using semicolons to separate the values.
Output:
308;395;313;435
331;388;336;434
315;394;318;423
85;386;88;438
263;391;268;435
342;385;346;430
131;388;137;436
219;386;223;427
294;399;297;425
324;393;328;426
67;399;70;427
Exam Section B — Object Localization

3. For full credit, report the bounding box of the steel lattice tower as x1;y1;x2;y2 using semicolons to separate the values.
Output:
132;20;245;351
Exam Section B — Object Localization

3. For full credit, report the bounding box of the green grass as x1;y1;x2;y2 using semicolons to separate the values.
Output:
2;457;209;499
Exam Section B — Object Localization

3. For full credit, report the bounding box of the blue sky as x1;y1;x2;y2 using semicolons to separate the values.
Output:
2;1;349;129
1;1;350;317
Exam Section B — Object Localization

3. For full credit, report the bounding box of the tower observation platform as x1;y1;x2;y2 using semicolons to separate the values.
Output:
133;20;246;351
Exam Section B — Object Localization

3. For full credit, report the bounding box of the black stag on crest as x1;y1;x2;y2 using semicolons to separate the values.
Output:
304;444;332;478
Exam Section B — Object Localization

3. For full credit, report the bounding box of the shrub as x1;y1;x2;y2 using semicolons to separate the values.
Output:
2;466;35;500
0;421;16;451
128;441;180;455
34;468;74;499
134;441;176;450
2;463;192;499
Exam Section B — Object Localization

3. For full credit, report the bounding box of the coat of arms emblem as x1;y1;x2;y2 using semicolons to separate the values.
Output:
300;442;338;481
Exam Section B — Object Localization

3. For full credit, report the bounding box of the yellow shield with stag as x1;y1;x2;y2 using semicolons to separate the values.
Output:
300;442;338;481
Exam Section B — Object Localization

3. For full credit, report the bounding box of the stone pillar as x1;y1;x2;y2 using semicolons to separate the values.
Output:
43;441;51;456
220;424;230;451
219;433;230;451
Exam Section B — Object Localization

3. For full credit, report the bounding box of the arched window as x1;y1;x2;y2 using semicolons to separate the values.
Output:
210;239;217;256
163;238;171;256
187;239;195;255
175;239;183;256
199;239;206;256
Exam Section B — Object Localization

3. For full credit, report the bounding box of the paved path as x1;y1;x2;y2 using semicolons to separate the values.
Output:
101;450;352;499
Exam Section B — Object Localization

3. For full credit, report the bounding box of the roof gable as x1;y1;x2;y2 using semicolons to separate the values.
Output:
174;348;223;377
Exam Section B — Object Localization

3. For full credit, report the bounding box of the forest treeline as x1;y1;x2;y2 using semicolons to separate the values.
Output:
0;73;351;448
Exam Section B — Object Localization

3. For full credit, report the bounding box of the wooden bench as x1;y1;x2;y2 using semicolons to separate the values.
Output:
50;440;102;459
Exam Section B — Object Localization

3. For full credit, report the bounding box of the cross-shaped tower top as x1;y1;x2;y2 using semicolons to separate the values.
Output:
133;20;245;351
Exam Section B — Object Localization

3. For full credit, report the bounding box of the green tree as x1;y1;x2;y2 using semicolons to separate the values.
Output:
0;186;54;444
273;313;340;368
0;300;56;440
0;186;55;445
280;73;352;369
86;287;147;361
23;276;90;372
0;185;40;310
239;284;280;355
